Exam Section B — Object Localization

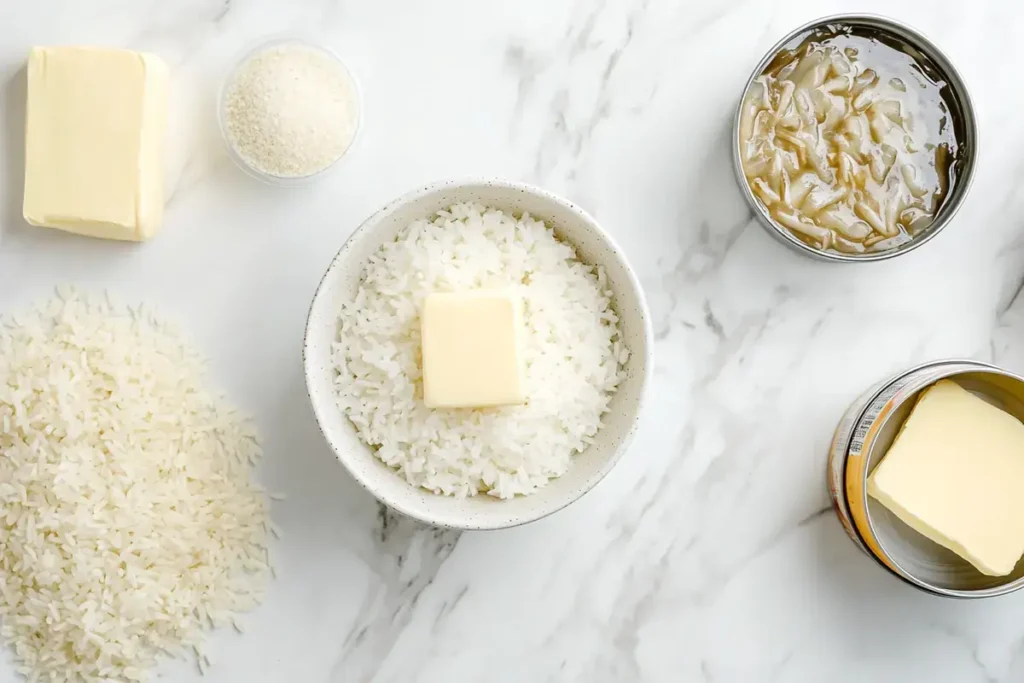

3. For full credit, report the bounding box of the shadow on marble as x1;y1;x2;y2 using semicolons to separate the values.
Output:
693;118;750;228
672;118;757;285
262;371;379;528
164;56;235;211
1;66;27;243
258;368;465;683
811;512;940;621
262;371;455;553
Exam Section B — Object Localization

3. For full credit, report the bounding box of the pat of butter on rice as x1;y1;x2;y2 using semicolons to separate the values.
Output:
421;290;527;409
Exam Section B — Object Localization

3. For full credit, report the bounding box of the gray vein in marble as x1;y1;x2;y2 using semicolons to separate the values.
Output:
606;549;674;680
567;0;609;58
931;623;1000;683
166;155;229;210
431;585;469;629
567;294;829;675
703;300;726;341
649;118;756;338
1000;275;1024;316
330;505;460;682
674;0;751;44
131;0;235;68
682;502;832;612
552;325;827;676
504;0;649;187
1003;636;1024;683
651;208;758;341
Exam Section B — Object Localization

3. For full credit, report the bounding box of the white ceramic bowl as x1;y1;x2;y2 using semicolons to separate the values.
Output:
303;179;652;529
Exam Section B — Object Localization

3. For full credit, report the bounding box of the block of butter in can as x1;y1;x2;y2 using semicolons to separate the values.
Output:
868;380;1024;577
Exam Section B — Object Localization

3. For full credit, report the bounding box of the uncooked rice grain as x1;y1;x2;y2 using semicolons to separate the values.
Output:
332;203;628;498
0;289;272;682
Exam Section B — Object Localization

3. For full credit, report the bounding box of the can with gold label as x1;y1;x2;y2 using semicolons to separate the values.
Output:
828;359;1024;598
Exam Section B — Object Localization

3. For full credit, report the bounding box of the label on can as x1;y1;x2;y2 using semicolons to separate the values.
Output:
848;379;912;456
827;377;891;551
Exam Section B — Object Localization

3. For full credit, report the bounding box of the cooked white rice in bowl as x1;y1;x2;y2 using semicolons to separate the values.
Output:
332;203;629;498
304;179;651;529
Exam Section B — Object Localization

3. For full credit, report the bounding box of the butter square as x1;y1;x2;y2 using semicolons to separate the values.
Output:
23;46;169;241
421;291;526;409
868;380;1024;576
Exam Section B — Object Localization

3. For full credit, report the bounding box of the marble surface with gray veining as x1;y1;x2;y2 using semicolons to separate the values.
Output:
2;0;1024;681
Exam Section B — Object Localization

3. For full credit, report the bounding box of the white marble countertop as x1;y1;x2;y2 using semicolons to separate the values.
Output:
3;0;1024;681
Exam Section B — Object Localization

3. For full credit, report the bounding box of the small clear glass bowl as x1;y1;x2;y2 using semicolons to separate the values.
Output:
217;36;363;186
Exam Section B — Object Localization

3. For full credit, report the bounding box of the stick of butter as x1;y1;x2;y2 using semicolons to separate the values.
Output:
868;379;1024;576
421;291;526;409
23;46;169;241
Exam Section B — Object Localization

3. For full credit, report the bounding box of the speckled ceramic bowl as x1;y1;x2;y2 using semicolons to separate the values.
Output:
303;179;652;529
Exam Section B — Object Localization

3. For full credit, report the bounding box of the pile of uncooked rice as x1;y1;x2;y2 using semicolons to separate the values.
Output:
332;203;629;498
0;289;271;682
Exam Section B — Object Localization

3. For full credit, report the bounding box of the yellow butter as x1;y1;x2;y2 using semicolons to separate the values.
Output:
23;46;168;241
868;380;1024;576
421;291;526;409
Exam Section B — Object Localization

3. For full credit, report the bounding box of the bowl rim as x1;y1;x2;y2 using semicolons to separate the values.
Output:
731;12;979;263
301;178;654;529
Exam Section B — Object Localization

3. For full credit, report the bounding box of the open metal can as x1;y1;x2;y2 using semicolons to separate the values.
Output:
828;359;1024;598
733;14;978;262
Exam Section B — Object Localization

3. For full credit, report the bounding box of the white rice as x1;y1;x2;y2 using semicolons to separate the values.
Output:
332;203;628;498
0;289;271;682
